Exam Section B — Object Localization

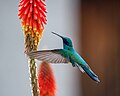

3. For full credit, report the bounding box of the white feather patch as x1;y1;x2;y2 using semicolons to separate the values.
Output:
76;64;85;73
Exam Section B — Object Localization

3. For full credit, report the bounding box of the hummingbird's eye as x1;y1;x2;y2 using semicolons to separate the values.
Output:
63;38;73;47
64;39;69;45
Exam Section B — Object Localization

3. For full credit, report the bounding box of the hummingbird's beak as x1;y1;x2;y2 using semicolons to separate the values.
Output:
51;32;64;39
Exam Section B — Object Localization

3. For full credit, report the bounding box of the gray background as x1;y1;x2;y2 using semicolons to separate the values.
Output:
0;0;81;96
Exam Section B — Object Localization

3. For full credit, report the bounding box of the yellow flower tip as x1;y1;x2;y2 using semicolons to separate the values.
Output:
35;42;38;46
39;31;43;37
26;23;29;26
33;28;37;31
31;32;35;37
27;31;31;35
29;26;32;29
25;27;28;31
35;31;39;36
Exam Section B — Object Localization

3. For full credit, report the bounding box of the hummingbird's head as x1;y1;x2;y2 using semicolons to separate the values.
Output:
52;32;73;47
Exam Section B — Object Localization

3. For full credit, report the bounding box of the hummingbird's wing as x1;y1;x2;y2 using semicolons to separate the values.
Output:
27;49;69;63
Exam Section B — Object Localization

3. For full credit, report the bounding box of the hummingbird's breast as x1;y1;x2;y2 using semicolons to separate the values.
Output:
70;51;87;65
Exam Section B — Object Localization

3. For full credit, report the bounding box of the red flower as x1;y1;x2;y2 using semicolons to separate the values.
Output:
18;0;47;36
38;62;56;96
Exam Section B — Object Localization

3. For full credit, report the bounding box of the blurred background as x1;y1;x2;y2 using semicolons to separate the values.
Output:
81;1;120;96
0;0;120;96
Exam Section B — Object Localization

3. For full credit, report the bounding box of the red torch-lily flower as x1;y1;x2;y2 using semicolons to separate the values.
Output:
18;0;47;53
18;0;47;31
38;62;56;96
18;0;56;96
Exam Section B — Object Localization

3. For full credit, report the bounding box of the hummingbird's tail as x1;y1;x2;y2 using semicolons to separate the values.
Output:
79;64;100;83
85;68;100;83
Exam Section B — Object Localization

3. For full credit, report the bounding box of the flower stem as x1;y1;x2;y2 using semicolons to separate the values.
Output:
29;58;40;96
24;33;40;96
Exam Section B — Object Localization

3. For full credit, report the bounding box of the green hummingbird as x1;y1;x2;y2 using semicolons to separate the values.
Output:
28;32;100;83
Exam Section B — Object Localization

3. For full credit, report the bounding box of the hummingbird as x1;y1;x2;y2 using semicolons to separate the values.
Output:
28;32;100;83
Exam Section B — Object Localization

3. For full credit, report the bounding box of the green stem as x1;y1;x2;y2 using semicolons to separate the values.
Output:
29;58;40;96
24;33;40;96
